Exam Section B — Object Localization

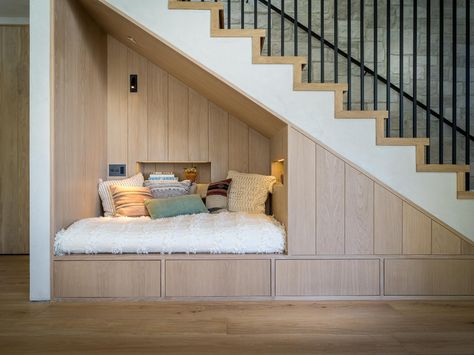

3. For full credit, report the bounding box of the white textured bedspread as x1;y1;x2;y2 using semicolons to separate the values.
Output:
54;212;286;255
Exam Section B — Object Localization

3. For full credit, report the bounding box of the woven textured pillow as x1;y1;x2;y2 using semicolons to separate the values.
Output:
226;170;276;214
144;180;192;199
206;179;232;213
110;185;152;217
98;173;144;217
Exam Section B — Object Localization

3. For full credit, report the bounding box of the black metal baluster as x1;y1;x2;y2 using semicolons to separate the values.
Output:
452;0;457;163
281;0;285;56
399;0;404;137
241;0;245;29
426;0;431;163
386;0;391;136
439;0;444;163
347;0;352;109
321;0;325;82
334;0;338;82
374;0;377;109
413;0;417;137
294;0;298;55
308;0;313;82
360;0;364;110
227;0;231;29
254;0;257;29
467;0;471;189
267;0;272;55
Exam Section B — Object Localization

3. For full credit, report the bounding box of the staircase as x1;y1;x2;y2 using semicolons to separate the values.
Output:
173;0;474;199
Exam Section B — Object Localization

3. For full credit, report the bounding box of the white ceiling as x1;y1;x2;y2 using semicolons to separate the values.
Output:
0;0;29;18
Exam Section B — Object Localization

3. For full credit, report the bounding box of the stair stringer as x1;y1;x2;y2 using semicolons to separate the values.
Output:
104;0;474;242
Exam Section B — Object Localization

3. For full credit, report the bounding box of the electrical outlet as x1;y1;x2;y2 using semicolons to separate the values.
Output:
109;164;126;177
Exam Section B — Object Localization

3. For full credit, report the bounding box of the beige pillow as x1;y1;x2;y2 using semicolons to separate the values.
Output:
110;185;152;217
226;170;276;214
98;173;144;216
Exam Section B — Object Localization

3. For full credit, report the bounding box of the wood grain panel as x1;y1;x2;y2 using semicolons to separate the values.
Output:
276;259;380;296
402;203;432;255
54;261;161;298
147;62;168;161
374;184;403;254
249;128;270;175
209;103;229;181
345;165;374;254
168;75;189;161
127;49;148;171
316;145;345;255
165;260;271;297
106;36;128;169
0;26;29;253
188;89;209;161
228;115;249;173
287;129;316;255
431;222;461;255
385;259;474;295
461;240;474;255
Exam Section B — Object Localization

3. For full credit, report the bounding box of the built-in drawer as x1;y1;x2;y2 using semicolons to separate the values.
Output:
384;259;474;296
54;260;161;298
276;259;380;296
165;260;271;297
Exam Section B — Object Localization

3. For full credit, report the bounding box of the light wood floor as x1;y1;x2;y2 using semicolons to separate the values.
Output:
1;256;474;354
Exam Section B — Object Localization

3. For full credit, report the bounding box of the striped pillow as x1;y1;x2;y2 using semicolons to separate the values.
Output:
98;173;144;217
144;180;192;199
206;179;232;213
110;185;152;217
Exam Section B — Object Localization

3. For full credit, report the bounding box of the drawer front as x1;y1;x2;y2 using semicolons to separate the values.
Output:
165;260;271;297
385;259;474;296
276;259;380;296
54;261;161;298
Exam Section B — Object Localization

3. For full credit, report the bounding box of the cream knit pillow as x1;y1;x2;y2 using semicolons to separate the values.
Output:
98;173;144;217
226;170;276;214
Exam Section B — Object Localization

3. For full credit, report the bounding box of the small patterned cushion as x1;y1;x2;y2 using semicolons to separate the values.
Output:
144;180;192;199
206;179;232;213
110;185;152;217
226;170;276;214
98;173;144;217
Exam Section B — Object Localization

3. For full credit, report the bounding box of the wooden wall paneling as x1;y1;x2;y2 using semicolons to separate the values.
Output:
228;115;249;173
431;221;462;255
188;89;209;161
275;259;380;296
165;260;271;297
344;165;374;254
270;126;288;229
249;128;270;175
384;259;474;296
461;240;474;255
287;128;316;255
107;36;128;171
209;103;229;181
147;62;168;161
0;26;29;253
374;184;403;254
316;145;345;255
402;202;432;254
127;49;148;171
168;75;189;161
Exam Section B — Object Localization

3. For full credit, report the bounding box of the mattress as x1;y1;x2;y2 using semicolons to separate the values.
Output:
54;212;286;255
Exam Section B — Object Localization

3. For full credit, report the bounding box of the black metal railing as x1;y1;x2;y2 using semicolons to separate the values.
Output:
187;0;473;190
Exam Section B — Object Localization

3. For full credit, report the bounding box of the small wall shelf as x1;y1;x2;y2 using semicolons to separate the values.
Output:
136;161;212;183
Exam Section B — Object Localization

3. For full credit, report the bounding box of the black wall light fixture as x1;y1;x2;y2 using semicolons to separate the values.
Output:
130;74;138;92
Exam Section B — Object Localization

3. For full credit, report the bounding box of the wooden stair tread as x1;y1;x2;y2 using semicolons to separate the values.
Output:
294;82;348;92
417;164;470;173
169;1;224;10
457;191;474;199
378;137;430;146
254;56;307;65
212;29;266;38
336;110;389;119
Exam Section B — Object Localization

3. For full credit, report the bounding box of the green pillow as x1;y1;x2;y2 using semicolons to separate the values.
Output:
144;194;208;219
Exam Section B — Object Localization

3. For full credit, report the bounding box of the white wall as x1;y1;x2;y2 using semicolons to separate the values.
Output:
107;0;474;241
29;0;50;301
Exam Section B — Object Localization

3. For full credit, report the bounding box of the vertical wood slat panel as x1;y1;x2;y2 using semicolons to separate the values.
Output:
127;49;148;171
107;36;128;169
461;240;474;255
316;145;345;255
345;165;374;254
147;62;168;161
374;184;403;254
188;89;209;162
228;115;249;173
249;128;270;175
402;202;432;254
431;221;461;255
168;75;189;161
209;103;229;181
287;128;316;255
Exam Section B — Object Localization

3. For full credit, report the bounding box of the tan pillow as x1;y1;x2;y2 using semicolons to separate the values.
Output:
98;173;144;216
111;185;152;217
